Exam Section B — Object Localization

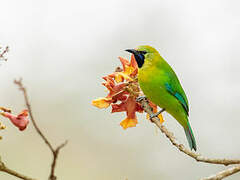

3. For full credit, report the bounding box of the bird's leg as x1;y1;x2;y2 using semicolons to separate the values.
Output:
136;96;147;102
136;96;165;121
150;108;165;120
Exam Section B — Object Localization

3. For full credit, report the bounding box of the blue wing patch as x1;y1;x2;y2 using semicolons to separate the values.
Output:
165;83;189;115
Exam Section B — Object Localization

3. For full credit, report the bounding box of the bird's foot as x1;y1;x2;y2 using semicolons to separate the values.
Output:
136;96;147;102
150;108;165;120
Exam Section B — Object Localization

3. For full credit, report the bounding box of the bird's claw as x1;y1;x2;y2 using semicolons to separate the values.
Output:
149;108;165;120
136;96;147;102
149;113;158;120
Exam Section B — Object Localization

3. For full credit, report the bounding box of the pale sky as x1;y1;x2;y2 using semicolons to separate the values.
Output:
0;0;240;179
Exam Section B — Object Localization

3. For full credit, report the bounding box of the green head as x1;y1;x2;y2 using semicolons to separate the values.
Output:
125;45;159;68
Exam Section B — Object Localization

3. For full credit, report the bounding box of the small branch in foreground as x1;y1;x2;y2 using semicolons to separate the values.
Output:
0;157;36;180
200;165;240;180
136;97;240;179
14;78;67;180
136;97;240;166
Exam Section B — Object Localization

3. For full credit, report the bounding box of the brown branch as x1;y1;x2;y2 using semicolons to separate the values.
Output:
14;78;67;180
49;141;68;180
200;165;240;180
136;97;240;166
0;46;9;61
0;157;37;180
14;78;55;152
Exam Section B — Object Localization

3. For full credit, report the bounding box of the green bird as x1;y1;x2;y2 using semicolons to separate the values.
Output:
126;45;197;151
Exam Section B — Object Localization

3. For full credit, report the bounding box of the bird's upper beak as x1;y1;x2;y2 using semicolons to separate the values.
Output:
125;49;138;55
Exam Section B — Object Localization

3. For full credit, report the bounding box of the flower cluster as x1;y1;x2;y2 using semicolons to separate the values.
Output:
92;55;164;129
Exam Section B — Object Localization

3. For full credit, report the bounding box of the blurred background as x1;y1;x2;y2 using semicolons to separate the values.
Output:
0;0;240;179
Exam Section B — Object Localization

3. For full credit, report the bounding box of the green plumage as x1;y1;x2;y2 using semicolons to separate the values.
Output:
135;45;197;151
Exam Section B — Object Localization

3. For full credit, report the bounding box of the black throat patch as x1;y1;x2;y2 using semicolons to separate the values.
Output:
134;51;146;68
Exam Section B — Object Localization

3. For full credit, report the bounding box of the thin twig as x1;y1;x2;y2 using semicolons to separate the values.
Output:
200;165;240;180
0;157;36;180
0;46;9;61
49;141;68;180
14;78;54;152
14;78;67;180
136;97;240;166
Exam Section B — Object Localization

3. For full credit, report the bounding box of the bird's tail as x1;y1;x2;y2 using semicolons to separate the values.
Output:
184;121;197;151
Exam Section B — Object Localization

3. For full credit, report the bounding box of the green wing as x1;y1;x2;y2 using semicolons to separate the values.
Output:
165;74;189;116
156;56;189;115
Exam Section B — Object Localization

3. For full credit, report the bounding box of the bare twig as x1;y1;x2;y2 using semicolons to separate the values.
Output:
0;46;9;61
14;78;54;152
0;157;36;180
200;165;240;180
49;141;68;180
14;78;67;180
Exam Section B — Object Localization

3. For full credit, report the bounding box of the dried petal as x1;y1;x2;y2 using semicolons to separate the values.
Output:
112;102;126;113
92;97;112;108
158;113;164;124
114;56;138;82
114;72;133;81
130;54;138;69
114;73;124;83
112;96;140;129
120;117;138;130
118;57;129;72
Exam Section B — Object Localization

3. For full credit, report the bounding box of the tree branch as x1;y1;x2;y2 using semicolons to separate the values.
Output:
0;157;36;180
136;97;240;166
136;97;240;179
14;78;67;180
200;165;240;180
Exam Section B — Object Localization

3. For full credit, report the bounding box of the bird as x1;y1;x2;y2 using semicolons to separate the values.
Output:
126;45;197;151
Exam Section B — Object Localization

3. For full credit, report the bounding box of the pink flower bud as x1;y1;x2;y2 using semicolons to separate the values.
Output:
1;109;29;131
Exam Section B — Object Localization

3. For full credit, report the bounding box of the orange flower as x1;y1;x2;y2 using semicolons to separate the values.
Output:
112;96;143;129
92;54;164;129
